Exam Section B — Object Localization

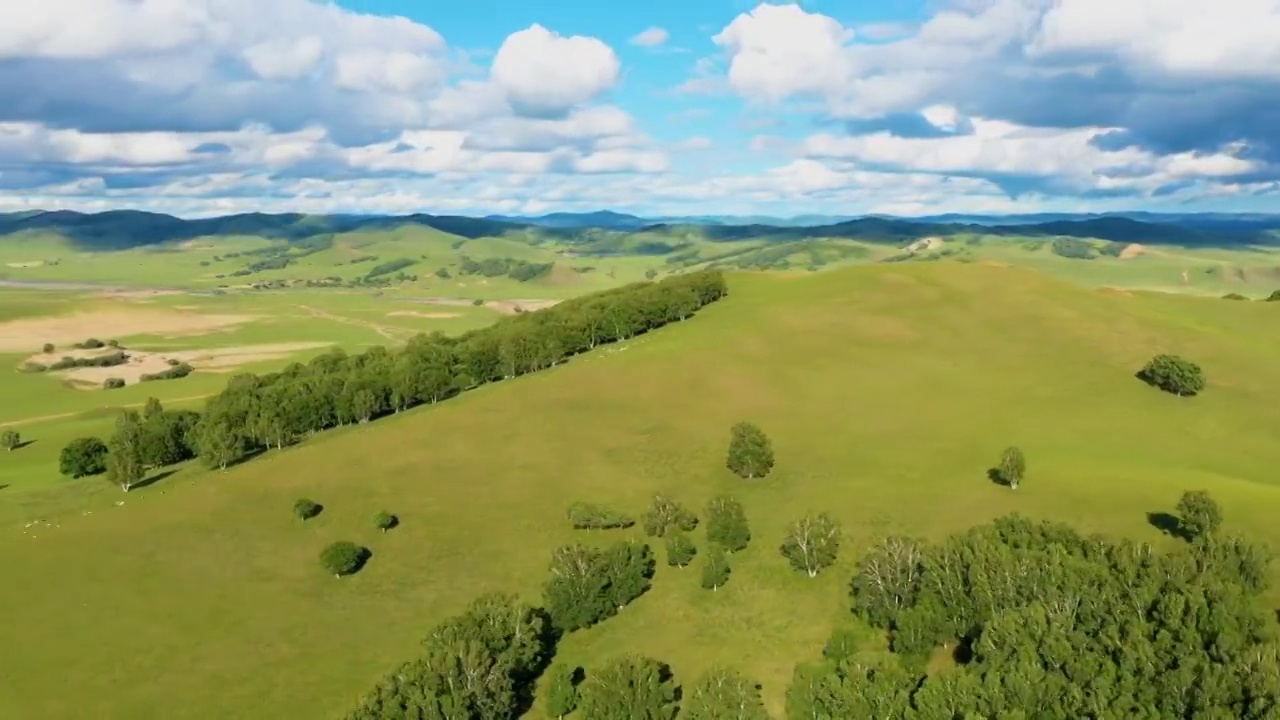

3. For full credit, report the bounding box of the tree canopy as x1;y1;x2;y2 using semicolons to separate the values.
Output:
579;655;678;720
726;422;774;479
59;436;108;478
1138;353;1206;396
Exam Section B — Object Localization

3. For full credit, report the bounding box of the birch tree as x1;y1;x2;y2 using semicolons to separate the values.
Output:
781;512;842;578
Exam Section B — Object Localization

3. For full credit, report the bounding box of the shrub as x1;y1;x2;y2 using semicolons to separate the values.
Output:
1050;237;1097;259
1138;354;1205;396
319;541;370;577
471;298;484;306
74;338;106;350
1267;290;1280;302
294;498;322;520
41;342;54;354
374;511;398;532
103;378;126;390
60;437;108;478
48;351;129;370
140;363;194;382
567;501;635;530
1223;293;1249;300
1;429;20;451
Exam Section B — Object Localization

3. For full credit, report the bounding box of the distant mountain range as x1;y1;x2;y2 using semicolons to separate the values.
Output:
3;208;1280;251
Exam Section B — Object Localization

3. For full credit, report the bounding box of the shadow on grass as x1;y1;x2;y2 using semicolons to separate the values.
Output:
986;468;1007;488
10;439;37;451
1146;511;1191;542
132;468;178;491
0;484;8;491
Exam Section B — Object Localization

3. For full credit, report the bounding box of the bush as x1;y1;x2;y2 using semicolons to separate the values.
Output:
60;437;108;478
1050;237;1097;259
103;378;126;390
48;351;128;370
294;498;322;520
1;429;20;451
140;363;194;382
42;342;54;354
567;502;635;530
1222;293;1249;300
74;338;106;349
1267;290;1280;302
471;298;484;306
1138;354;1205;396
319;541;370;577
374;511;398;532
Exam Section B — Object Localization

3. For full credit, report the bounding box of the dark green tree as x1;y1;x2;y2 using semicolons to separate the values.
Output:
59;437;109;477
682;667;769;720
42;342;54;354
726;422;774;479
701;544;730;591
105;410;147;492
665;531;696;568
294;498;322;520
781;512;842;577
705;495;751;552
544;541;654;633
103;377;125;390
1138;353;1206;396
1176;490;1223;542
320;541;369;577
996;446;1026;490
545;663;580;719
580;655;678;720
641;494;698;537
1;429;20;451
374;511;398;532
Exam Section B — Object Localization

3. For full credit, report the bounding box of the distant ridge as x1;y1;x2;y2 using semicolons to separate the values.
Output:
2;208;1279;251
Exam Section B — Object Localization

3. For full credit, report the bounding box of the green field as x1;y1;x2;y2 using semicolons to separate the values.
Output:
3;262;1280;718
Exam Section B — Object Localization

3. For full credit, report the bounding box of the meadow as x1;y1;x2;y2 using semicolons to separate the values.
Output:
3;260;1280;718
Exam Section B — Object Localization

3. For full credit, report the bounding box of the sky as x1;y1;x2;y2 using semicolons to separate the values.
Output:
0;0;1278;218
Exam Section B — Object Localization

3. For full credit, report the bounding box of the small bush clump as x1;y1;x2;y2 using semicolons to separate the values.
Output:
320;541;370;577
103;378;126;390
374;511;398;532
140;363;194;382
1138;354;1206;396
294;498;322;520
567;502;635;530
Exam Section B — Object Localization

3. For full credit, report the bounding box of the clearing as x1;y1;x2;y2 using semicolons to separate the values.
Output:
3;264;1280;719
0;309;255;352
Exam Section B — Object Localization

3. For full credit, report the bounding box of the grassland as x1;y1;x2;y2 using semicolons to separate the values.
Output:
3;263;1280;719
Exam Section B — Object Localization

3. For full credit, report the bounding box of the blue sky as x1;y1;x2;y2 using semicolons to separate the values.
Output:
0;0;1277;218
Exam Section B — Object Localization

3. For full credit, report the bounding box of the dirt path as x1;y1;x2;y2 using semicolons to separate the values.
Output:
0;394;216;428
295;305;413;342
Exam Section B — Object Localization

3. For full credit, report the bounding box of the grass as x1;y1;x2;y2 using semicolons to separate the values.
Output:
3;263;1280;718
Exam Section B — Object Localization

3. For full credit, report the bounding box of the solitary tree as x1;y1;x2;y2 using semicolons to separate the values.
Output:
579;655;678;720
59;437;109;478
1;429;20;451
781;512;842;577
682;667;769;720
294;498;322;520
665;531;697;568
105;411;147;492
726;422;774;479
1138;354;1206;396
1176;490;1223;543
701;544;731;591
996;447;1026;490
705;495;751;552
374;511;398;532
320;541;369;577
545;663;581;719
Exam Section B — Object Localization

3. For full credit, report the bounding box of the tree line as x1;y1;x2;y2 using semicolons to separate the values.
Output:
57;271;727;483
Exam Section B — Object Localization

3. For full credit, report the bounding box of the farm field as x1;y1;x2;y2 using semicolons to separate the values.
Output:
2;263;1280;718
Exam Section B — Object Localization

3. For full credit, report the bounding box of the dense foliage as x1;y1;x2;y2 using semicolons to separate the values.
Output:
545;663;580;719
683;667;769;720
705;495;751;553
701;543;731;591
346;594;551;720
1050;237;1098;259
1138;353;1206;396
59;436;108;477
140;362;194;382
1176;490;1223;543
579;655;679;720
780;512;842;577
543;541;655;633
190;271;726;471
725;422;774;479
817;514;1279;718
664;531;697;568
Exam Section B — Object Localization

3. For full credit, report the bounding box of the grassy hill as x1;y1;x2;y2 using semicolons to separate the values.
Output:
3;263;1280;719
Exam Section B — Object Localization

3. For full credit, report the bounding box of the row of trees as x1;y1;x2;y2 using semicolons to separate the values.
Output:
55;271;727;482
192;270;726;470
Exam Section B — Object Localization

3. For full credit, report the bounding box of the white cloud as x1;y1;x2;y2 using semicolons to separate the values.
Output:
491;24;621;117
712;3;852;103
630;27;670;47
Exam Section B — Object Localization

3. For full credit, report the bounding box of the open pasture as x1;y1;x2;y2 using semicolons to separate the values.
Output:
2;264;1280;719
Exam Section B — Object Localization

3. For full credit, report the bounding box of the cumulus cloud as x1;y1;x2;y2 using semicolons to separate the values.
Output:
491;24;621;118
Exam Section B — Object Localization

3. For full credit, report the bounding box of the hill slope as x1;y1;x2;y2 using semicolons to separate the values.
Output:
3;264;1280;719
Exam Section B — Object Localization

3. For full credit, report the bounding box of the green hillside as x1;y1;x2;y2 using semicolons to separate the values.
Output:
3;263;1280;718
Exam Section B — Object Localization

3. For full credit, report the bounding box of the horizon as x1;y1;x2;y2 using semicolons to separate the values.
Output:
1;2;1277;217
